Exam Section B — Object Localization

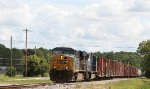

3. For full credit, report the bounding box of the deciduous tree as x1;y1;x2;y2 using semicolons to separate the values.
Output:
137;40;150;78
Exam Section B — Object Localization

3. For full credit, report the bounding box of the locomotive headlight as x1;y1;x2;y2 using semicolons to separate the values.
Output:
65;67;68;69
61;56;63;59
54;66;56;68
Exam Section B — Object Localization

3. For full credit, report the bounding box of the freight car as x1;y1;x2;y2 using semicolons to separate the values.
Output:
97;57;138;79
49;47;138;83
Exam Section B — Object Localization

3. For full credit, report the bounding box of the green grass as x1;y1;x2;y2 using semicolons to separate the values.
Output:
74;78;150;89
105;78;150;89
0;74;149;89
0;74;52;84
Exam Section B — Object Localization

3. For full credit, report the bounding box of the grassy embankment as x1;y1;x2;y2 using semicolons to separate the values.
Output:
75;78;150;89
0;74;52;84
0;74;150;89
108;78;150;89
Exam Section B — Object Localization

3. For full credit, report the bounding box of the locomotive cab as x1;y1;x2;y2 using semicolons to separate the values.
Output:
50;47;75;82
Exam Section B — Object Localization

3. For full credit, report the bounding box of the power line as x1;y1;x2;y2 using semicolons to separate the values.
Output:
0;39;137;49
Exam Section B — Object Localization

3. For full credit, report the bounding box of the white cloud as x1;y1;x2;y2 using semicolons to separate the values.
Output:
36;5;71;24
79;0;128;19
0;28;15;40
120;18;144;37
103;17;144;38
0;0;150;52
0;4;32;27
130;0;150;12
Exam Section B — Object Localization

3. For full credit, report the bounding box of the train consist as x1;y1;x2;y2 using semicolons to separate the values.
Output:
49;47;138;83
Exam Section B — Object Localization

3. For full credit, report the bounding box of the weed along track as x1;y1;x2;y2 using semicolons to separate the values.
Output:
0;83;76;89
0;78;127;89
0;83;49;89
1;78;147;89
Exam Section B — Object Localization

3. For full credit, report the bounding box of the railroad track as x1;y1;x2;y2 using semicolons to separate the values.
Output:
0;78;129;89
0;83;49;89
0;83;77;89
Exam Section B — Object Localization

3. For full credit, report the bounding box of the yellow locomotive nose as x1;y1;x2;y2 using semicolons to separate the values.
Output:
50;55;74;82
52;55;72;70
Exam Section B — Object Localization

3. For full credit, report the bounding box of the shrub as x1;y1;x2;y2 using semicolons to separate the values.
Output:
6;66;16;77
23;54;49;77
42;73;49;77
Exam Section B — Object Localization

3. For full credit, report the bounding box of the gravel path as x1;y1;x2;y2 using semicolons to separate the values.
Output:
24;78;128;89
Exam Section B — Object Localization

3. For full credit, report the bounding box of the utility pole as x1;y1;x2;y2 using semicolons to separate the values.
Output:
128;61;130;78
23;28;31;77
10;36;12;67
35;46;36;55
10;36;12;77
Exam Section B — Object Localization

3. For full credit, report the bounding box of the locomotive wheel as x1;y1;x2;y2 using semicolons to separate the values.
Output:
50;69;73;83
83;72;91;81
89;73;91;79
72;73;78;81
75;73;78;80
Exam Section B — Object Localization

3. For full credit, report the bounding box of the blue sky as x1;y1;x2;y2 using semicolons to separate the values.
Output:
0;0;150;52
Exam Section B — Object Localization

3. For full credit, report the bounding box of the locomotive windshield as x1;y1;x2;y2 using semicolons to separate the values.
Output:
52;47;75;55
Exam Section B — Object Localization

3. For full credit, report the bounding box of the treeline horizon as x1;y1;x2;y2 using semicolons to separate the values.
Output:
0;43;142;68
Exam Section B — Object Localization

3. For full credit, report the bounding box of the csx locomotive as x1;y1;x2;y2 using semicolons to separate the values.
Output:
49;47;138;83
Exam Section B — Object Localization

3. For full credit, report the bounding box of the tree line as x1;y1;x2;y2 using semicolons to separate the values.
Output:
94;51;142;69
0;39;150;78
0;44;51;77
